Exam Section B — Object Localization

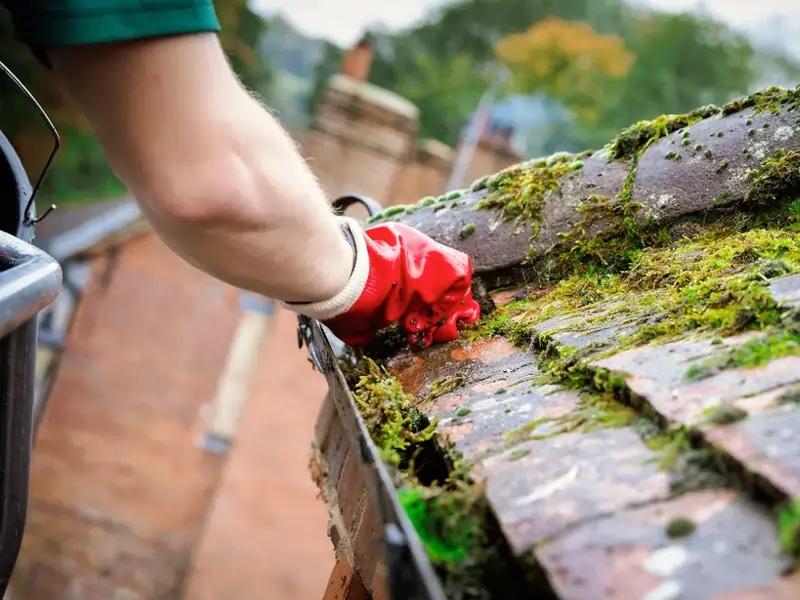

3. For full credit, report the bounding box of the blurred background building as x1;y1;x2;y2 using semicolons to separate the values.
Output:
0;0;798;598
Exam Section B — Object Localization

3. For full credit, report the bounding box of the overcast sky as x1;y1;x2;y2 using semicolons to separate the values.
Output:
250;0;800;58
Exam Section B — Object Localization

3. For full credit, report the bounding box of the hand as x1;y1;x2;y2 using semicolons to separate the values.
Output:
289;218;481;349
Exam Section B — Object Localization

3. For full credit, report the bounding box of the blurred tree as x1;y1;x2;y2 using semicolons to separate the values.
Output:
367;0;628;144
216;0;273;97
586;11;756;146
394;53;488;144
361;0;792;152
307;41;344;114
495;18;634;125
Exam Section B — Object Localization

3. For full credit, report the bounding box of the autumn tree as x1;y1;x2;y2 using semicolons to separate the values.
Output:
495;17;634;125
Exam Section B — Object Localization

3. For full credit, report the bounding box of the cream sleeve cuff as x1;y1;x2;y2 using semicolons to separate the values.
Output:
281;216;369;320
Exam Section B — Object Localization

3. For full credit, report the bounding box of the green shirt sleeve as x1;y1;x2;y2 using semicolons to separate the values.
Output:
4;1;220;46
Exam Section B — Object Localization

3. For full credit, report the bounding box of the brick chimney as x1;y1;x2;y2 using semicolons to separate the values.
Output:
339;33;373;82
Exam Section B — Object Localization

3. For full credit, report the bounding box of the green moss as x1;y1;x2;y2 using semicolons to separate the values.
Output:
474;157;584;232
419;195;437;207
399;485;486;568
665;150;682;161
666;517;696;538
470;175;490;192
469;226;800;365
507;447;530;461
777;498;800;560
686;329;800;381
459;223;477;240
445;189;465;201
745;150;800;208
644;429;692;471
608;106;719;161
353;359;437;466
721;85;800;116
427;376;466;402
702;403;748;425
504;392;634;446
455;406;472;417
716;159;730;174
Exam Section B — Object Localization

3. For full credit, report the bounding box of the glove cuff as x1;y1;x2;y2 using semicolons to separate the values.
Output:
282;216;369;320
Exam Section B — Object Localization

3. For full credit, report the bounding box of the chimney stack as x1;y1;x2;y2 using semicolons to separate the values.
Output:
339;33;373;82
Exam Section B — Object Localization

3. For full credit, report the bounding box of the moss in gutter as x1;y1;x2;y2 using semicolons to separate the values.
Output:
353;358;437;466
399;484;486;569
351;359;540;598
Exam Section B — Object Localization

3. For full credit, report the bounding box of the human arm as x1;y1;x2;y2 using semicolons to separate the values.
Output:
47;32;353;302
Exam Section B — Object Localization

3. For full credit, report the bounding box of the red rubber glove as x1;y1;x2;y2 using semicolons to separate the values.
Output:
287;217;480;349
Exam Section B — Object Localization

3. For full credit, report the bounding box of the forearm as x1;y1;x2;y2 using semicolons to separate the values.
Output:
48;33;351;301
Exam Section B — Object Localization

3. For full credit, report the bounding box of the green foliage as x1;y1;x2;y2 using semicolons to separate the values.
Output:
495;18;633;125
361;0;776;149
216;0;273;96
392;53;488;146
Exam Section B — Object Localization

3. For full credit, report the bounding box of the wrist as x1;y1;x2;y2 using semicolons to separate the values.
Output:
282;217;368;319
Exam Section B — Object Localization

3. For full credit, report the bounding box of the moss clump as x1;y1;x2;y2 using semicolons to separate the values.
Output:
399;485;486;569
469;226;800;360
702;403;748;426
745;150;800;207
507;447;530;461
504;392;634;446
445;189;465;201
666;517;696;538
685;328;800;381
459;223;477;240
608;106;719;161
419;195;437;207
721;85;800;117
665;150;682;161
353;359;437;466
427;376;466;402
779;385;800;405
778;498;800;561
455;406;472;417
474;156;584;233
